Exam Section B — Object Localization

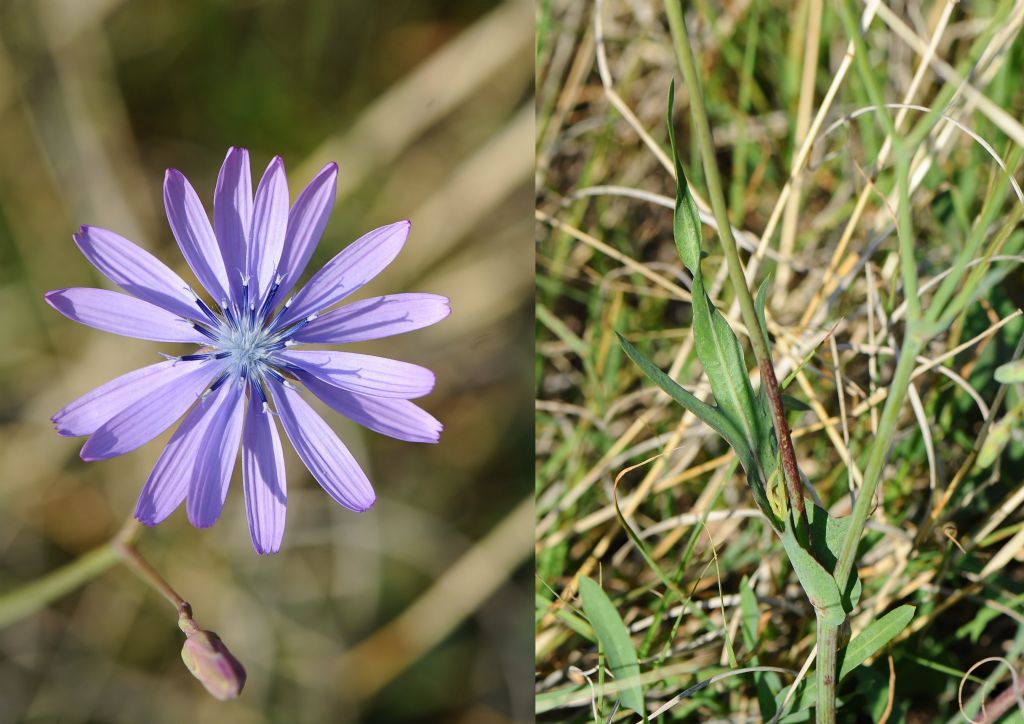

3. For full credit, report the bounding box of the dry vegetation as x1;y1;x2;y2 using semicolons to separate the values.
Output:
537;1;1024;720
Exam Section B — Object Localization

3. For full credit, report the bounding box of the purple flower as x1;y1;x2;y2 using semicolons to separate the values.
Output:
47;148;450;554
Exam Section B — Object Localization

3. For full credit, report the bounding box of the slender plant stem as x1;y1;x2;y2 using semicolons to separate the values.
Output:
663;0;805;521
0;536;124;628
833;336;922;589
113;532;189;615
816;616;838;724
0;516;190;627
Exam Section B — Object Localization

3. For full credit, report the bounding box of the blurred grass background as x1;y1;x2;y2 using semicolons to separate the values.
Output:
0;1;533;722
537;0;1024;720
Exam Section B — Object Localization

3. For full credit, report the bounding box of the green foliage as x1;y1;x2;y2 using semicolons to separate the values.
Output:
995;358;1024;383
779;524;845;626
578;576;645;714
838;606;915;680
618;84;783;531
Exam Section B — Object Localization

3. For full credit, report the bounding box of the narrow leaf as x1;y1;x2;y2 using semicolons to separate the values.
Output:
691;276;765;476
617;332;744;448
740;576;779;719
780;525;846;625
578;576;645;714
838;605;915;679
617;330;781;530
666;81;702;274
806;505;862;611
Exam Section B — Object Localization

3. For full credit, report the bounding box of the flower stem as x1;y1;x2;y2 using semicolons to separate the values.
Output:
816;617;838;724
112;529;189;614
0;534;125;628
663;0;806;522
0;516;189;628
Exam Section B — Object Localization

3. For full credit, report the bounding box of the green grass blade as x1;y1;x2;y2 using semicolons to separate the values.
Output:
578;576;645;714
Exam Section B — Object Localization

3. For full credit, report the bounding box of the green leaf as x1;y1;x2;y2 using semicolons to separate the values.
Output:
578;577;645;714
995;359;1024;384
665;84;783;530
781;523;846;625
616;331;782;531
775;606;917;719
739;576;759;650
838;605;915;679
617;332;745;448
782;394;811;412
666;81;702;274
806;505;862;611
691;276;763;452
754;276;773;355
740;576;778;719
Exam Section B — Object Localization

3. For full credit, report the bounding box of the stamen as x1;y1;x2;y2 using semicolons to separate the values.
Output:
272;312;318;341
220;298;238;328
264;294;294;333
239;277;249;319
179;353;212;362
192;323;218;342
252;378;268;406
208;372;230;393
256;272;283;321
186;288;221;326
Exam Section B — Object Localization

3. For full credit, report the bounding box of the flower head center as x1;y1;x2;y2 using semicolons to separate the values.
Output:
218;313;276;380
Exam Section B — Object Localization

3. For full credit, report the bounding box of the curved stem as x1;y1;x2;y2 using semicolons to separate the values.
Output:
0;517;190;628
0;538;124;628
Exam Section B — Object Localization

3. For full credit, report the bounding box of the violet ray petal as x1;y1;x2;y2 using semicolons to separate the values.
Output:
80;359;224;461
73;226;200;321
45;288;209;343
276;162;337;302
277;220;409;326
164;169;230;302
186;381;246;528
135;379;241;526
267;377;375;512
277;349;435;399
299;371;442;443
249;156;289;301
291;293;451;344
213;147;252;303
242;394;287;554
54;359;184;437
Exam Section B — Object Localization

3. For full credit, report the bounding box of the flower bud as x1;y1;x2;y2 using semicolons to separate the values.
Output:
178;612;246;700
